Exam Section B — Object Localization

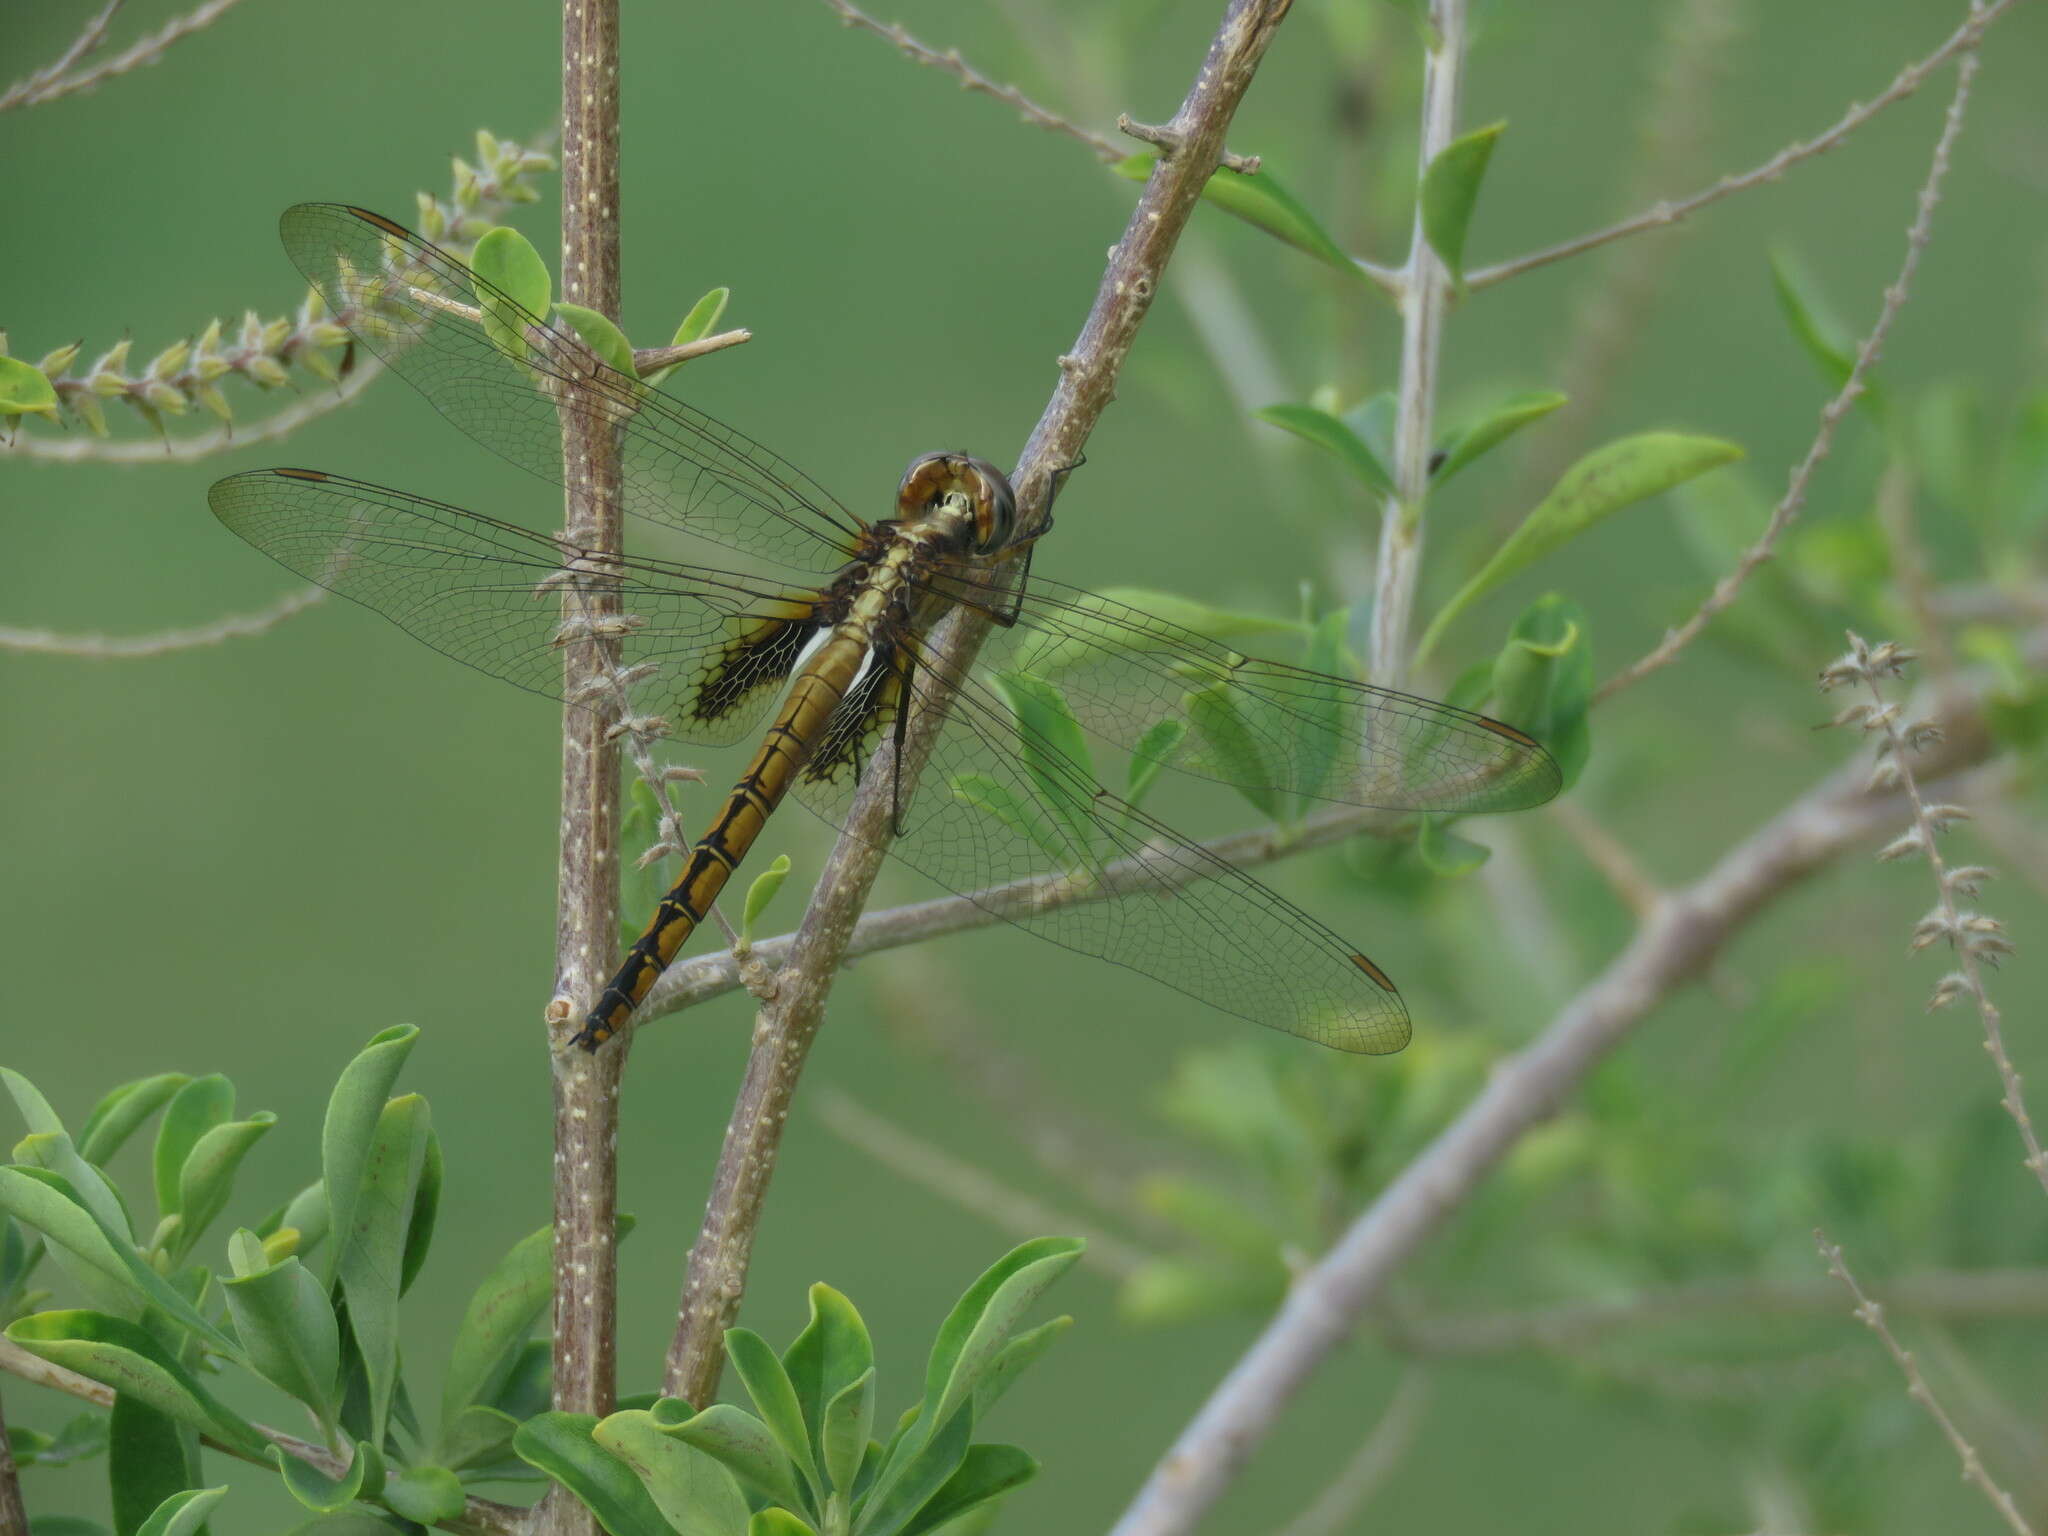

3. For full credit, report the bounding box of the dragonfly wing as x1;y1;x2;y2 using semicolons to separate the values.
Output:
938;571;1562;816
278;203;864;574
788;633;1410;1053
209;468;823;747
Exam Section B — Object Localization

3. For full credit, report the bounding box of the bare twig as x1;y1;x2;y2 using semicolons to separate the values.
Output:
816;1087;1153;1278
660;0;1300;1411
540;5;625;1536
1465;0;2019;290
1548;797;1665;917
1597;48;1980;705
630;329;751;375
1370;0;1465;689
0;586;325;657
0;0;248;112
1823;634;2044;1196
0;359;385;464
0;1338;525;1536
1817;1232;2036;1536
1270;1372;1430;1536
0;1377;27;1536
1107;692;2003;1535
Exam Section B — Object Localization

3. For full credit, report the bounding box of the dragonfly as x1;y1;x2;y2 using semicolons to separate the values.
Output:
210;204;1561;1055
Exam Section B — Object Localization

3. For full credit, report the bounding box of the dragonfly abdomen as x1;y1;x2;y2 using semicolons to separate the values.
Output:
573;626;879;1049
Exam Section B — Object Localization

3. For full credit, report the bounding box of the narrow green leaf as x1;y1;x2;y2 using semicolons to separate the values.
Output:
661;1403;805;1508
15;1134;133;1251
1111;155;1366;282
1255;404;1395;496
383;1465;466;1524
1433;390;1567;487
820;1367;875;1497
337;1094;431;1447
1125;718;1187;809
781;1282;874;1472
280;1517;409;1536
920;1239;1083;1455
222;1235;341;1432
78;1076;189;1167
109;1395;198;1536
741;855;793;941
152;1078;232;1220
1416;814;1490;875
132;1486;228;1536
172;1114;276;1260
592;1410;754;1536
438;1223;550;1444
8;1410;106;1467
0;355;59;417
989;673;1098;865
895;1445;1036;1536
1490;595;1593;789
1419;121;1506;284
1416;431;1743;663
554;302;638;381
643;287;733;387
1290;609;1352;808
1345;393;1397;472
470;226;552;361
1185;684;1283;821
749;1513;818;1536
726;1327;821;1499
435;1405;521;1472
970;1317;1070;1423
398;1128;441;1296
6;1311;265;1458
321;1025;418;1289
271;1441;382;1515
949;774;1066;867
2;1069;64;1138
514;1412;675;1536
853;1406;970;1536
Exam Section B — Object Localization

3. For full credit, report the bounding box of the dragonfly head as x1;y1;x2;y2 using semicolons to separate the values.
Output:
896;452;1018;556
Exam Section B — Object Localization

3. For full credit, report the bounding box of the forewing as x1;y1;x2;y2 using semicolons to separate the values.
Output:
945;572;1561;816
209;468;819;747
790;636;1409;1053
278;202;862;574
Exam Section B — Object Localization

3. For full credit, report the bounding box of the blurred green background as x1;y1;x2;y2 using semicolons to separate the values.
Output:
6;0;2048;1530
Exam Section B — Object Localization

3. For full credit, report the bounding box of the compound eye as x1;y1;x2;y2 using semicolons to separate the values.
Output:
972;460;1018;552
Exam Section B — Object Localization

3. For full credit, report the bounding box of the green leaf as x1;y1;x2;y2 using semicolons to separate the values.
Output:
989;673;1099;865
1994;390;2048;534
1290;608;1353;807
643;288;733;387
1490;595;1593;789
749;1513;818;1536
949;774;1066;867
853;1405;970;1536
172;1113;277;1261
727;1327;821;1500
781;1282;874;1473
279;1518;409;1536
662;1404;805;1508
1125;718;1187;810
271;1441;382;1515
471;226;552;361
321;1026;417;1288
896;1445;1036;1536
1419;121;1505;284
438;1223;551;1447
1345;393;1397;472
337;1094;431;1447
109;1395;198;1536
1255;404;1395;496
592;1410;754;1536
152;1077;232;1221
133;1487;228;1536
5;1311;265;1457
399;1128;441;1296
383;1464;466;1524
1111;155;1365;281
1416;431;1743;663
14;1135;133;1253
0;355;59;418
820;1366;875;1497
1433;390;1567;486
554;302;638;381
1416;814;1491;875
918;1239;1082;1460
78;1076;189;1167
1185;683;1283;821
741;855;793;942
2;1069;65;1138
8;1410;106;1467
222;1233;341;1434
436;1405;521;1472
1023;589;1301;675
515;1412;675;1536
970;1316;1069;1422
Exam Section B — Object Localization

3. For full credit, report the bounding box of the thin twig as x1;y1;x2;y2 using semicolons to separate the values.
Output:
1596;47;1980;705
1826;634;2045;1196
1370;0;1464;689
0;0;250;113
1107;690;2004;1536
540;5;625;1536
1548;797;1665;917
660;0;1300;1411
0;1376;27;1536
1270;1372;1430;1536
1465;0;2019;290
0;1338;525;1536
816;1087;1153;1279
0;359;385;463
1817;1232;2036;1536
0;0;123;113
0;587;326;657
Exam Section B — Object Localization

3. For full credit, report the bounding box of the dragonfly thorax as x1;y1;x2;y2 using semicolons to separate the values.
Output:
895;451;1018;555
